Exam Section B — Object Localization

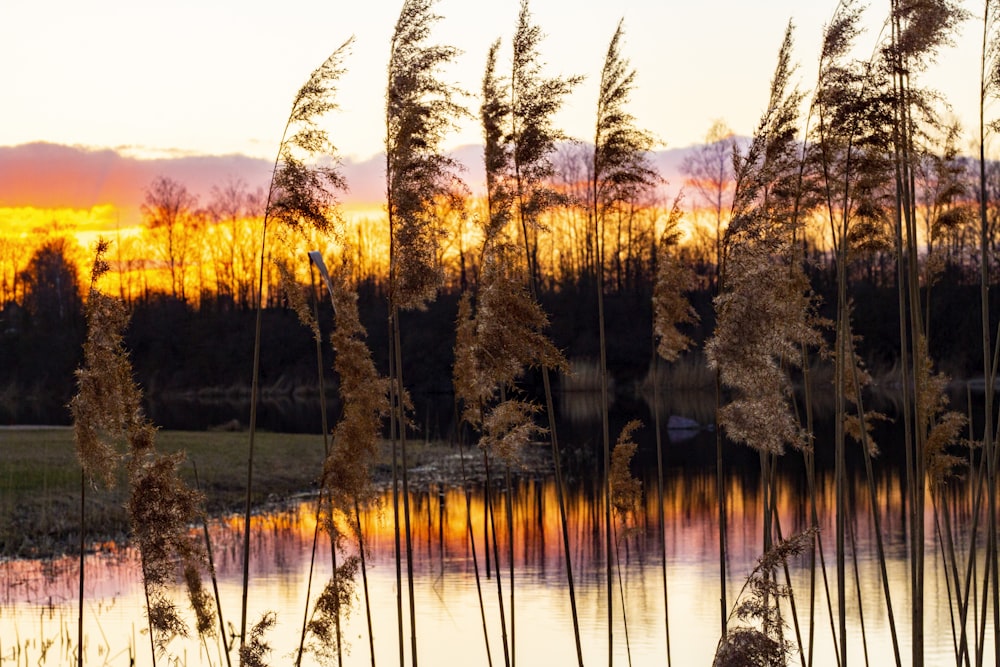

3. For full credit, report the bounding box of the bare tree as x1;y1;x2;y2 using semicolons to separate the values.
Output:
681;119;736;285
208;179;264;308
141;176;199;301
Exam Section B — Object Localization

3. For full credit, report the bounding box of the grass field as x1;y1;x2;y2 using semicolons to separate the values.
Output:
0;428;330;557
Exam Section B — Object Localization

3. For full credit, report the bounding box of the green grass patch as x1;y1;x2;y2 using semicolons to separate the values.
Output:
0;427;465;557
0;428;327;557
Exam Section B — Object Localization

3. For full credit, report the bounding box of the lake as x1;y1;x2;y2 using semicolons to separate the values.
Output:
1;448;993;666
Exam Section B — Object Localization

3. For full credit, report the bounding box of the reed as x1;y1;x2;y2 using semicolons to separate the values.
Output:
307;254;388;665
978;3;1000;662
452;11;581;662
239;36;353;660
712;530;816;667
505;7;585;658
651;201;699;665
384;3;465;661
72;241;215;663
590;22;659;663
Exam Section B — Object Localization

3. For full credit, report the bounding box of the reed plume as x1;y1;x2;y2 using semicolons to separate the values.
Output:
712;530;815;667
72;240;214;660
241;36;354;656
652;203;698;363
455;248;566;434
304;556;361;664
706;23;818;457
386;0;463;311
239;612;276;667
912;334;966;484
71;240;137;488
321;259;390;517
511;0;582;286
127;447;211;653
609;420;642;524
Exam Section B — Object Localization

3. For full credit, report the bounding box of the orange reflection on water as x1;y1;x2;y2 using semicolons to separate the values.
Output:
0;466;991;666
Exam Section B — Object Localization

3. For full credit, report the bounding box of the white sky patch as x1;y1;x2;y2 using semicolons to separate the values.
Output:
0;1;986;162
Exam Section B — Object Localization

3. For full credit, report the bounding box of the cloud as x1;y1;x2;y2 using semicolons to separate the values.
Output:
0;140;700;224
0;143;273;211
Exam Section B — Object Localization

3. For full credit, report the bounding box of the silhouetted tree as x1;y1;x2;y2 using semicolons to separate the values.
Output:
142;177;200;301
22;236;83;327
681;120;736;285
207;179;265;308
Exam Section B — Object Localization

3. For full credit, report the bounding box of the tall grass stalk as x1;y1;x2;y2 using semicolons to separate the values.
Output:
385;2;464;660
612;521;632;667
391;318;418;665
305;252;388;665
651;200;697;665
764;501;799;664
77;468;84;667
355;500;376;667
847;509;870;666
193;462;232;667
845;326;902;665
502;5;585;658
389;343;405;666
931;496;961;663
458;421;493;666
796;345;824;667
484;452;511;667
590;23;658;662
504;465;516;666
239;38;352;656
650;352;672;667
979;2;1000;661
293;263;334;667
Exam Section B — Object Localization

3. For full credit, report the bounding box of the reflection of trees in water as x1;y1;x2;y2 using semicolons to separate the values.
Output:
1;465;983;663
0;465;957;592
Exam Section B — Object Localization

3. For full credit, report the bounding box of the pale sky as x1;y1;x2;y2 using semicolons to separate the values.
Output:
0;0;987;163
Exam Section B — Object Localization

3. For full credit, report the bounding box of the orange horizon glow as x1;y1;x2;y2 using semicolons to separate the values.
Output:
1;194;725;307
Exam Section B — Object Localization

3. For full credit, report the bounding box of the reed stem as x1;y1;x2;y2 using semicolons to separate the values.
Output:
193;462;232;667
77;469;85;667
650;351;672;666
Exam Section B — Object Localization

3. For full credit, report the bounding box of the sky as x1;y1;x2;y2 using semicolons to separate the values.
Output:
0;0;988;208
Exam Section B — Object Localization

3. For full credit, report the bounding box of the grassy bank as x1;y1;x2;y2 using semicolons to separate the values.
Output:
0;427;527;558
0;428;325;557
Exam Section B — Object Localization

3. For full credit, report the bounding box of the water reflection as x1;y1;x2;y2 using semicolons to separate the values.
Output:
2;462;993;666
